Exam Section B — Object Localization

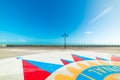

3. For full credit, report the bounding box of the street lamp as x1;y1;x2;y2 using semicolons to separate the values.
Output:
62;33;68;49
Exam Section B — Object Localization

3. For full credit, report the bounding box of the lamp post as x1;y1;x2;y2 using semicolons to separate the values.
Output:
62;33;68;49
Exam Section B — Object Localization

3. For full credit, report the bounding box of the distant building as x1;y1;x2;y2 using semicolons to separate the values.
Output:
0;44;7;48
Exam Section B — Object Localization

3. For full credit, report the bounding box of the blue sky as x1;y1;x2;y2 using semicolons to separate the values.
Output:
0;0;120;44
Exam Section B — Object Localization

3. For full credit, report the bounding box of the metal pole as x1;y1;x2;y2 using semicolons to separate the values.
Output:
64;36;66;49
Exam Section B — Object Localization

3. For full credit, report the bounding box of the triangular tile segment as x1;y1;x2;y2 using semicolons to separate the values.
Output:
24;59;63;73
72;54;94;62
96;57;108;61
72;54;83;62
61;59;73;65
22;60;51;80
111;55;120;61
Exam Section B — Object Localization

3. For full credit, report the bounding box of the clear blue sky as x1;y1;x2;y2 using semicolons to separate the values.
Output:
0;0;120;44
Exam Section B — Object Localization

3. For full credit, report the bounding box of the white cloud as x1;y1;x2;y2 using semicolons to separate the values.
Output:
85;31;92;34
90;7;112;24
20;39;27;42
0;40;7;42
0;39;27;42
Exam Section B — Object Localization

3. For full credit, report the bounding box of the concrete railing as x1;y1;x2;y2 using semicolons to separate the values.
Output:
5;44;120;48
